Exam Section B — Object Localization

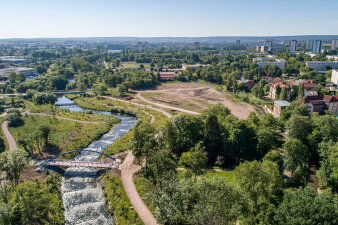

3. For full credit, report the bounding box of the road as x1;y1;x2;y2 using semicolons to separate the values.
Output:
1;121;17;150
120;150;158;225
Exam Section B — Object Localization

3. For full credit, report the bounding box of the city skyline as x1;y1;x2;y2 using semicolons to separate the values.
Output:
0;0;338;38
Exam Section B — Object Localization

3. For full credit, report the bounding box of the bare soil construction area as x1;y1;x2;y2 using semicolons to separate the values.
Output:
136;82;255;119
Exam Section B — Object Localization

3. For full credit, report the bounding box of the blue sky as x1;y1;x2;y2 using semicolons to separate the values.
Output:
0;0;337;38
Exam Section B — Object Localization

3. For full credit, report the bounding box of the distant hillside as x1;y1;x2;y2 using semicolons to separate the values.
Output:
1;35;338;43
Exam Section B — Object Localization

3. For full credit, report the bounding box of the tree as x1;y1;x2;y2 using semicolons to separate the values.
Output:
280;87;288;100
179;143;208;176
132;121;156;174
0;149;28;186
32;92;57;105
77;82;87;92
298;83;304;99
38;124;51;145
153;176;250;225
263;150;284;173
256;127;282;159
161;114;204;155
286;115;312;143
117;83;127;96
234;160;284;224
204;114;224;161
147;149;176;183
275;187;337;225
6;113;23;127
283;139;309;185
317;141;338;190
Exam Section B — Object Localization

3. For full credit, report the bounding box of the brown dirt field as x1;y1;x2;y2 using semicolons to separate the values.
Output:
137;82;255;119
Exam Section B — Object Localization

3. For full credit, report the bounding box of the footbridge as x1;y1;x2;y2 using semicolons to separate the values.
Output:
36;149;119;172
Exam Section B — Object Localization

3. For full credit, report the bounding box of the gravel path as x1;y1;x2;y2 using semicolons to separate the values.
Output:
119;150;158;225
1;121;17;150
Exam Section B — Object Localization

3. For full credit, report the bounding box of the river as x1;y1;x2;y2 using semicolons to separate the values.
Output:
55;96;137;224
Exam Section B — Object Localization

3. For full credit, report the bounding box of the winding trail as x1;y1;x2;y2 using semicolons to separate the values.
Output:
119;150;158;225
136;92;200;115
1;121;17;150
100;95;172;118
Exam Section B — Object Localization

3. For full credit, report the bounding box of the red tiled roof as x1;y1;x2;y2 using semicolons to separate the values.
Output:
301;95;338;104
303;83;323;91
245;80;256;89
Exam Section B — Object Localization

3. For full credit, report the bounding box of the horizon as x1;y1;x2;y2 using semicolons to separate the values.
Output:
1;0;337;39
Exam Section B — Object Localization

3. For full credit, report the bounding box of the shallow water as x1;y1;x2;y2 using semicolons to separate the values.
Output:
55;96;136;224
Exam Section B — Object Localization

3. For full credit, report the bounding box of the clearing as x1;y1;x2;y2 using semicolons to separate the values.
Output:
135;82;255;119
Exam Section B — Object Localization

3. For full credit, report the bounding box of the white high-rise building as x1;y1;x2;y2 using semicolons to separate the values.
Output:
332;69;338;85
265;41;272;51
290;40;297;52
332;40;338;50
312;40;322;53
306;40;314;50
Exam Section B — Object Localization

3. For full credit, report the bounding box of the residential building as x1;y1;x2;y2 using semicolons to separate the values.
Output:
0;56;27;64
194;42;200;47
159;72;176;80
290;40;297;52
312;40;322;53
182;64;209;70
326;55;338;61
332;40;338;50
264;41;272;51
245;80;256;90
256;46;268;53
0;67;38;77
306;61;338;71
269;82;290;100
272;100;290;117
306;40;314;51
306;40;314;50
258;61;287;69
0;63;9;69
236;40;241;46
300;95;338;115
332;69;338;85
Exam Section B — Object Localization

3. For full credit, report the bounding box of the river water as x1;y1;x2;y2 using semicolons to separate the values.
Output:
55;96;137;225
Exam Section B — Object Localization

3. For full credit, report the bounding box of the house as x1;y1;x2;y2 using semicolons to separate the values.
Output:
269;82;290;100
273;100;290;117
159;72;176;80
182;64;209;70
300;95;338;115
245;80;256;90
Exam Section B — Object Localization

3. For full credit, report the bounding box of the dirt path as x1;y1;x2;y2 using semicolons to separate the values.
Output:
100;95;172;118
25;111;104;124
1;121;17;150
120;150;158;225
136;83;255;119
136;92;200;115
141;110;155;124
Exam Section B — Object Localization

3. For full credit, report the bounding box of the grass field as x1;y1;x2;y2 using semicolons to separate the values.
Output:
9;114;119;156
103;174;143;225
134;176;156;215
66;95;168;156
120;62;151;69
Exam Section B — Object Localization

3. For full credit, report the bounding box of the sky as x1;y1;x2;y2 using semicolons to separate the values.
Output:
0;0;337;38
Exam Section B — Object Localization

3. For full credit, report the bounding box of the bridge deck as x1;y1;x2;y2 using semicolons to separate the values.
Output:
46;160;116;168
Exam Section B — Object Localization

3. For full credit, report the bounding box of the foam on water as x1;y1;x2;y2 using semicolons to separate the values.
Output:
56;96;136;224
